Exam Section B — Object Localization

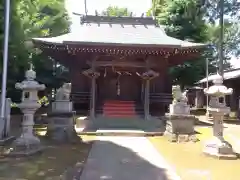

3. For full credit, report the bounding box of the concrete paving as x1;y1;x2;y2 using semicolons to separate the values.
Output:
80;136;180;180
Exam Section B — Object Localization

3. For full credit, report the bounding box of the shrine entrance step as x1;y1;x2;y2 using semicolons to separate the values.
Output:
103;100;137;118
76;116;165;132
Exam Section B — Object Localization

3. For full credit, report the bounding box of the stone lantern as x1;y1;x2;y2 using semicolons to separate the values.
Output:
203;73;237;159
10;68;45;155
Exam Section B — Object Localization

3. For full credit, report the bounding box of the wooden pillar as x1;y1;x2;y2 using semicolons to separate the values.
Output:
144;79;150;120
90;62;96;119
140;56;159;120
82;58;100;120
90;80;96;119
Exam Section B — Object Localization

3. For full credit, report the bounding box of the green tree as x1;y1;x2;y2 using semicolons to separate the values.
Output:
0;0;29;101
153;0;240;70
223;23;240;58
202;0;240;69
154;0;218;87
102;6;132;16
17;0;69;38
0;0;70;102
18;0;70;99
207;22;240;68
202;0;240;22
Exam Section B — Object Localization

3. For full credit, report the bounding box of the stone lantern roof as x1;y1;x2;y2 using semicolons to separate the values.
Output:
204;73;233;96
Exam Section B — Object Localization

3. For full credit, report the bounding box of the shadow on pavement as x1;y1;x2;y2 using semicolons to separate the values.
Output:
80;139;172;180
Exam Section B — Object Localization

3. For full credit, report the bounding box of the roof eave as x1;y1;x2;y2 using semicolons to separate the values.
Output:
63;40;183;48
32;38;206;49
181;42;207;49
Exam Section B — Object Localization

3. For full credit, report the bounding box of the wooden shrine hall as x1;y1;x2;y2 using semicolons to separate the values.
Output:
32;15;206;120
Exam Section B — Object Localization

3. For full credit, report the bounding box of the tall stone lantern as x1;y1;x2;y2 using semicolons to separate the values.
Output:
203;73;236;159
10;68;45;155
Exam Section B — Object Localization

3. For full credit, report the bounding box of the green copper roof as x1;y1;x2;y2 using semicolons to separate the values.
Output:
33;15;206;48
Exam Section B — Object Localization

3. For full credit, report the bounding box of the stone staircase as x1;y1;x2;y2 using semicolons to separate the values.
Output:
75;100;164;131
103;100;138;118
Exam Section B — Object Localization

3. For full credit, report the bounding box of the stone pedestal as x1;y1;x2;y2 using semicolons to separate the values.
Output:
170;102;190;115
165;114;196;142
46;100;79;143
46;112;79;143
52;101;72;112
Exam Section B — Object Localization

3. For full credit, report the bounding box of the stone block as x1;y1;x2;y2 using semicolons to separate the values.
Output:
169;102;190;115
0;98;12;142
52;101;72;113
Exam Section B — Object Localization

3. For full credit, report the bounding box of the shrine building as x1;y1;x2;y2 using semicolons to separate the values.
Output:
32;15;206;120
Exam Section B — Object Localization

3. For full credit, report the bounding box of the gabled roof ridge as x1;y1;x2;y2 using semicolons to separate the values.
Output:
198;68;240;83
79;14;158;26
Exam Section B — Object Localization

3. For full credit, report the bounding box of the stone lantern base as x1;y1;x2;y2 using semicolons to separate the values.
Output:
203;137;237;159
5;134;43;157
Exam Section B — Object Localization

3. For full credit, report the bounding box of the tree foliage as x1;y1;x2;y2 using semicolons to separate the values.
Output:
101;6;132;16
202;0;240;22
0;0;70;101
153;0;240;87
154;0;214;87
202;0;240;69
16;0;70;91
17;0;69;38
207;22;240;64
156;0;207;42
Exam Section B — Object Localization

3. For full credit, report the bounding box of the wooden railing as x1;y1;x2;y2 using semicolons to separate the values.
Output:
70;92;90;103
71;92;172;104
149;93;172;104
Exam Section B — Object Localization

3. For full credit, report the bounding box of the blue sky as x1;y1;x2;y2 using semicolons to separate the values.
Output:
65;0;239;68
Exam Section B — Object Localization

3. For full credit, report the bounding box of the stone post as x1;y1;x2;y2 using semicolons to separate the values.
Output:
203;73;237;159
0;98;14;144
195;90;204;108
8;68;45;156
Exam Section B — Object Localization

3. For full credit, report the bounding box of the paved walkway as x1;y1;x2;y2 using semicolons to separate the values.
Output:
80;136;180;180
